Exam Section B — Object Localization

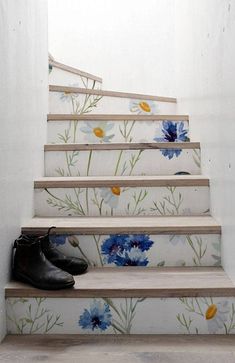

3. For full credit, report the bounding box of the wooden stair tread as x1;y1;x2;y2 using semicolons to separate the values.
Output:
44;142;200;151
2;335;235;361
49;59;102;83
5;267;234;298
21;216;221;235
34;175;209;188
47;113;187;121
49;85;177;103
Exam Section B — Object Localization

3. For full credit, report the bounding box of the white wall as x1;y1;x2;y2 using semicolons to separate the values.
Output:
175;0;235;281
48;0;175;95
0;0;48;340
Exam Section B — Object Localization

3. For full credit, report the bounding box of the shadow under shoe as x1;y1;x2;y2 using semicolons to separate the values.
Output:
39;227;88;276
13;235;75;290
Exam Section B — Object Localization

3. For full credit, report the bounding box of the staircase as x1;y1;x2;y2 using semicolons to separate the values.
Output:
5;57;235;336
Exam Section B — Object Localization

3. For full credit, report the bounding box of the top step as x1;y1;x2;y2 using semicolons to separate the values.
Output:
49;58;102;89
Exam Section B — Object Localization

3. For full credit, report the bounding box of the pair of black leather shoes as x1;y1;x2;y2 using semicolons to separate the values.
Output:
13;227;88;290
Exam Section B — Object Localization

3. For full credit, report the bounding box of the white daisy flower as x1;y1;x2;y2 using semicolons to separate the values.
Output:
205;301;230;333
60;83;79;102
80;121;115;143
129;99;158;115
100;187;121;208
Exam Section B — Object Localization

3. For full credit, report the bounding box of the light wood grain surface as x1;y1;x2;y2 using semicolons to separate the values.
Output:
49;59;102;83
2;335;235;363
49;85;177;103
47;113;187;121
21;216;221;235
44;142;200;151
34;175;209;189
5;267;234;298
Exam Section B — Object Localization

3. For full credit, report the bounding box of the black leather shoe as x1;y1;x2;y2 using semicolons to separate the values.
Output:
13;235;75;290
39;227;88;276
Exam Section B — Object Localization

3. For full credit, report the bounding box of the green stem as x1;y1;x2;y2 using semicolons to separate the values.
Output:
169;187;180;214
73;188;86;216
114;150;123;176
93;235;104;266
65;151;72;176
29;299;42;334
186;236;202;266
129;150;142;176
125;120;136;142
73;120;78;143
86;150;92;176
85;150;93;214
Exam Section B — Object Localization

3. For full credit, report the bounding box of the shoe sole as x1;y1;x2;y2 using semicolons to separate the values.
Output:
13;270;75;290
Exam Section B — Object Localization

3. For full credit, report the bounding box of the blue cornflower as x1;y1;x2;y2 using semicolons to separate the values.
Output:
101;234;129;263
154;121;189;159
79;300;112;331
50;234;67;246
115;248;149;266
125;234;154;252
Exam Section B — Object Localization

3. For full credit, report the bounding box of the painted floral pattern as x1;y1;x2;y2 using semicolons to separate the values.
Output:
49;233;221;268
45;149;201;177
129;99;158;115
154;121;189;159
7;298;64;334
79;300;112;331
101;234;154;266
28;63;226;338
7;297;235;335
48;119;189;145
177;298;235;334
80;121;115;143
35;185;209;217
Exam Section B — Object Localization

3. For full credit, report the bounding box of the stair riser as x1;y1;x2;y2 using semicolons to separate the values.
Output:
45;149;201;177
47;119;189;144
39;233;221;267
34;186;209;217
49;67;102;89
7;295;233;334
49;92;177;115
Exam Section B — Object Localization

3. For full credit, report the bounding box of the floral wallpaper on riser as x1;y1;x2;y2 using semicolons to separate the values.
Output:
45;149;201;177
35;186;209;217
47;119;189;145
7;296;235;334
49;67;102;89
48;233;221;267
49;92;177;115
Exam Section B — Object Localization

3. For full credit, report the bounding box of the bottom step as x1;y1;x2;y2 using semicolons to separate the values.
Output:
1;335;235;363
5;267;235;335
